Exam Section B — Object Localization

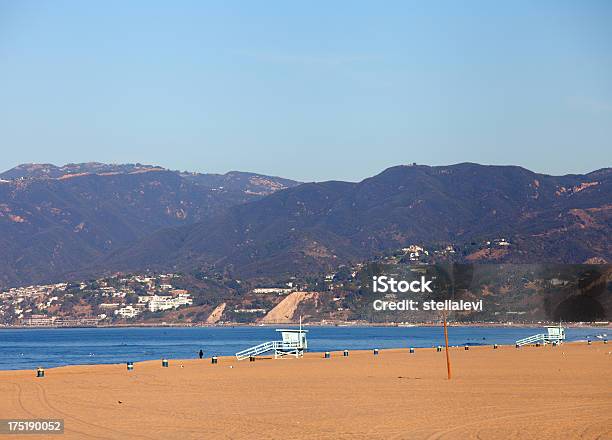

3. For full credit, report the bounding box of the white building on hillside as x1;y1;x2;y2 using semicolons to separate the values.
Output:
252;287;293;295
146;294;193;312
116;305;141;319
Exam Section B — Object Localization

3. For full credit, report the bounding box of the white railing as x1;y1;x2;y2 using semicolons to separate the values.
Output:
516;333;545;346
235;340;303;360
235;341;277;360
516;332;565;347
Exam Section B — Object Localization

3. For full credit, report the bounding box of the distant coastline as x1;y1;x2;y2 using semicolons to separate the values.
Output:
1;321;609;330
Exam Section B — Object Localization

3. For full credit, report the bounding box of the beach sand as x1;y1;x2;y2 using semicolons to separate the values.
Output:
1;343;610;439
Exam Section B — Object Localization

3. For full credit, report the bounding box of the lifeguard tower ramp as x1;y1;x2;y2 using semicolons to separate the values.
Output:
236;329;308;360
515;325;565;347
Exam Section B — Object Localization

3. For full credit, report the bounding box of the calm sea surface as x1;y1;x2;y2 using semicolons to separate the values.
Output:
0;326;606;370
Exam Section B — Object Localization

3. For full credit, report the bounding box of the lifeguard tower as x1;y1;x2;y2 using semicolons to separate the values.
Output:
235;327;308;360
515;324;566;347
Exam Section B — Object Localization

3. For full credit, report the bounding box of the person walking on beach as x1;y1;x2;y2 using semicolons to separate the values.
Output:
198;349;203;359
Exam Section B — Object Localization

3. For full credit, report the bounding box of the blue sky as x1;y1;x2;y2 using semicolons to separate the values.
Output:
1;1;611;181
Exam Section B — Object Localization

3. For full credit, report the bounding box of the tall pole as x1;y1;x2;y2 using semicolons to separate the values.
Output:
299;315;303;352
445;266;454;380
443;311;452;380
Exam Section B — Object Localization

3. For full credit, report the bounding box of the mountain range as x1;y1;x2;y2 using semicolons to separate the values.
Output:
1;162;610;289
0;162;298;288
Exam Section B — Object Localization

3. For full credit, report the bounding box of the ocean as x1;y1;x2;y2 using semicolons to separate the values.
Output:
0;325;605;370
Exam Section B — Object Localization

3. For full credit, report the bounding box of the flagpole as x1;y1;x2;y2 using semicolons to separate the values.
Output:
443;311;452;380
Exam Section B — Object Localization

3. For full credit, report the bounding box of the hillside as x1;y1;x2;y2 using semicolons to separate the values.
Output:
101;163;611;279
2;162;610;289
0;163;299;288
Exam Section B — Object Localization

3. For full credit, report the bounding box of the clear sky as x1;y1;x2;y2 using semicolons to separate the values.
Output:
1;1;611;182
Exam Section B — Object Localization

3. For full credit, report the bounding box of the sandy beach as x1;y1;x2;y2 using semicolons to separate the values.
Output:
1;343;610;440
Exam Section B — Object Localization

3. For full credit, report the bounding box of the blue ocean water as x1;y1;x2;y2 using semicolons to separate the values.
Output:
0;326;606;370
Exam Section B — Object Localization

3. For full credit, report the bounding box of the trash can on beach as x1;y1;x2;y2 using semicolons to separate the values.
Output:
162;359;169;368
127;362;134;371
36;367;45;378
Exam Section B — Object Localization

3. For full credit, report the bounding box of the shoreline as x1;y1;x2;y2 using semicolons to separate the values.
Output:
2;340;607;373
1;321;610;330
